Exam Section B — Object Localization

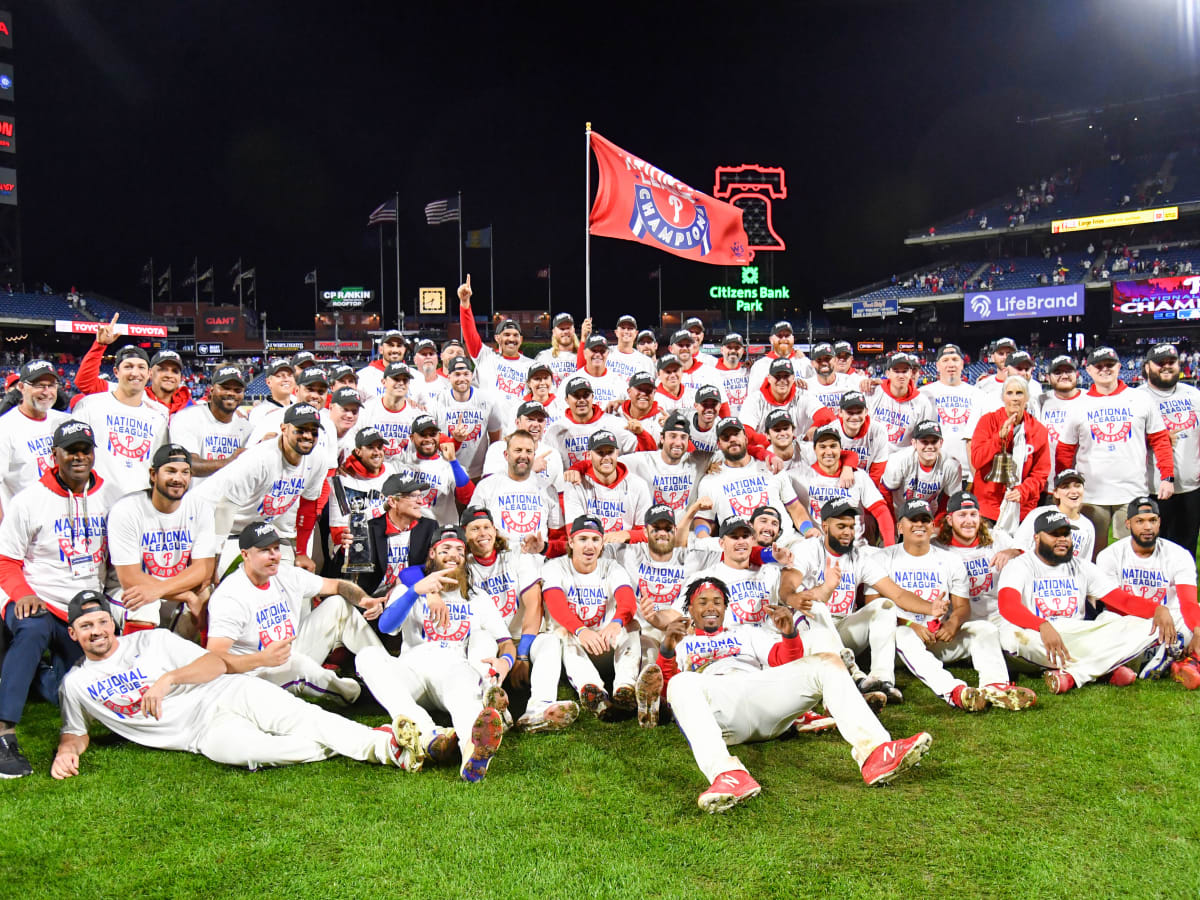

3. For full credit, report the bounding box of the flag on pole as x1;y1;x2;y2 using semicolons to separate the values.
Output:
649;268;660;280
156;266;171;297
536;267;550;279
139;260;152;285
228;260;241;279
304;269;317;285
368;198;398;226
198;266;213;282
424;196;461;225
588;131;752;266
464;226;492;248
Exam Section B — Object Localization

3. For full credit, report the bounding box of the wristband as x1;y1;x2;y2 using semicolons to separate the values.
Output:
517;634;536;657
611;618;623;628
760;547;777;564
798;520;815;537
500;653;514;669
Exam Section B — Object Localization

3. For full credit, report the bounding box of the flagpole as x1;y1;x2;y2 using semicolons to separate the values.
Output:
312;268;319;332
193;256;199;317
394;191;401;331
378;226;385;329
585;122;592;319
237;257;243;316
489;225;495;322
548;265;553;315
657;265;663;329
457;190;463;285
148;257;154;315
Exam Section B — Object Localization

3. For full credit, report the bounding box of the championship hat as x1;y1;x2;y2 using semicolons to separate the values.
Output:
616;314;637;328
382;473;430;495
833;341;854;355
1054;468;1085;487
716;417;743;437
355;426;385;448
749;506;782;524
811;342;835;359
644;504;676;527
937;343;963;360
994;337;1017;352
764;409;793;431
461;507;493;526
1049;355;1077;372
684;316;705;331
695;385;721;404
1087;346;1119;366
282;403;321;427
382;362;411;381
1034;509;1078;534
629;372;654;390
18;360;57;383
496;318;522;335
569;514;605;537
328;363;356;383
239;521;282;550
552;312;574;328
585;334;608;351
526;361;552;380
718;516;753;537
636;329;656;343
211;364;245;386
945;492;979;513
1147;343;1179;364
722;332;744;346
291;350;316;368
516;400;547;419
657;353;682;371
67;590;113;626
115;346;150;366
297;366;330;386
770;320;793;336
150;349;182;369
812;424;842;444
1008;351;1034;369
768;358;795;378
662;411;690;433
431;524;466;549
413;339;437;354
380;329;406;345
885;352;913;370
670;329;693;345
820;497;859;520
446;356;472;373
563;376;592;396
52;420;95;449
913;420;943;441
897;499;934;521
330;387;362;407
265;359;294;376
588;429;618;452
410;414;439;434
840;390;867;410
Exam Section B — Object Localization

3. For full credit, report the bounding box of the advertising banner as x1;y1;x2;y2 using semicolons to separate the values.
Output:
1111;275;1200;326
964;284;1084;323
56;320;167;338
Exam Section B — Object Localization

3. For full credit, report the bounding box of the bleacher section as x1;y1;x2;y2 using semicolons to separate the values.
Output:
0;292;88;321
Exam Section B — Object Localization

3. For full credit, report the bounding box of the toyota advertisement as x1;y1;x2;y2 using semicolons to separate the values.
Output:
963;284;1085;323
1111;275;1200;327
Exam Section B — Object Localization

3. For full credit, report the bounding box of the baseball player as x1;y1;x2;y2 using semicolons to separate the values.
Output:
996;508;1174;693
794;425;893;547
167;364;250;486
562;430;653;537
458;276;534;402
357;330;408;401
0;420;123;778
429;355;504;480
654;354;695;417
1054;345;1173;554
809;391;891;497
1033;355;1084;491
395;415;475;526
51;591;423;779
199;403;327;574
832;341;861;376
656;577;932;813
882;420;963;515
0;360;69;511
575;334;628;410
541;514;642;721
544;376;637;468
681;317;720;368
408;338;448;411
460;507;579;732
933;492;1021;624
976;338;1017;396
247;367;337;468
1095;497;1199;678
738;358;824;435
670;330;729;404
106;444;216;635
357;525;512;781
482;400;563;494
622;411;709;522
919;344;985;446
356;362;421;461
866;353;936;449
635;329;658;359
713;333;750;416
677;517;784;631
247;359;295;424
471;428;563;553
504;363;564;430
206;521;387;705
534;312;582;386
805;342;863;411
747;320;816;388
863;500;1035;711
1013;469;1095;561
605;314;657;382
72;346;169;496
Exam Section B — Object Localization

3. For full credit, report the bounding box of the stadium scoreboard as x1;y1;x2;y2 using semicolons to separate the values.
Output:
1053;206;1178;234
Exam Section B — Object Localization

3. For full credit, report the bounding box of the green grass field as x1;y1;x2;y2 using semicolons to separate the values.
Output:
3;668;1200;900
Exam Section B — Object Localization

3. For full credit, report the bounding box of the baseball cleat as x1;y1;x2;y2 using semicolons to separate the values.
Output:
981;682;1037;710
579;683;616;722
377;715;425;772
948;684;987;712
460;708;504;783
332;676;362;705
483;684;513;730
611;684;637;711
1139;636;1185;680
879;681;904;704
857;674;885;694
863;690;888;712
635;664;664;728
861;732;932;786
698;769;761;814
1107;665;1137;687
0;734;32;779
425;730;459;766
841;648;875;690
794;710;837;733
1043;669;1076;694
516;700;580;733
1171;657;1200;690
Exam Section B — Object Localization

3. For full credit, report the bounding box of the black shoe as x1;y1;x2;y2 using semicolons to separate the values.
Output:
0;733;32;778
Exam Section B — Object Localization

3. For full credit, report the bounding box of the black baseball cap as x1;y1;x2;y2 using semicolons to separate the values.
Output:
211;365;245;386
833;341;853;355
382;473;430;495
820;497;859;520
297;366;330;386
283;403;321;427
722;333;744;346
636;329;656;343
764;409;793;431
496;319;521;335
53;420;95;449
716;417;743;437
662;411;691;433
265;359;294;376
441;338;464;353
684;317;705;331
328;364;356;383
564;376;592;396
1008;351;1034;369
18;360;57;383
657;354;682;371
616;314;637;328
1049;355;1077;372
411;414;439;435
526;361;552;380
380;329;406;345
569;514;605;537
1054;468;1085;487
695;385;721;405
382;362;411;381
151;443;192;468
937;344;963;360
749;506;782;524
291;350;317;368
994;337;1017;352
589;429;619;451
771;320;793;336
1126;496;1160;519
840;390;867;410
115;346;150;366
1147;343;1179;364
897;499;934;521
719;516;754;537
516;400;547;418
629;372;654;390
1088;346;1119;366
330;387;362;408
413;339;437;354
446;356;472;373
552;312;574;328
461;507;493;526
913;420;943;441
945;492;979;513
585;334;608;351
811;342;835;359
431;524;466;549
239;520;282;550
813;424;842;444
150;350;182;369
886;352;913;370
670;329;693;345
67;590;113;626
768;358;795;378
355;426;385;448
1034;509;1078;534
644;504;676;526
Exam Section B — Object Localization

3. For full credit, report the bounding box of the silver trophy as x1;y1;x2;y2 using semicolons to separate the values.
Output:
342;497;375;574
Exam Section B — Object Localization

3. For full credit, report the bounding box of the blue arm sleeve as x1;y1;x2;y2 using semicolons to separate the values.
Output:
449;459;470;488
517;634;536;657
378;586;420;635
399;565;424;588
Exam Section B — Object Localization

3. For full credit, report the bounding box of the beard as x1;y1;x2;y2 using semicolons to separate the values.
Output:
1132;531;1158;550
432;559;469;597
828;534;855;555
1148;368;1179;390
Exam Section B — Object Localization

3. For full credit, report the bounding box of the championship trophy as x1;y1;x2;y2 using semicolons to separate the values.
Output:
342;497;375;575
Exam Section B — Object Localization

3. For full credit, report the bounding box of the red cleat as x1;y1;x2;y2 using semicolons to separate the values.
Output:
1171;657;1200;691
861;732;933;786
1043;669;1076;694
1107;665;1137;687
698;769;761;813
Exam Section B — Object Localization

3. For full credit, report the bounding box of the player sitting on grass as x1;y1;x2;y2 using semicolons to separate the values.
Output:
649;577;932;814
53;591;422;779
356;525;513;781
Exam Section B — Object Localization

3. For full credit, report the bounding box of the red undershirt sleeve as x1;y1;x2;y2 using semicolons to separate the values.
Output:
998;586;1046;630
74;340;108;395
767;631;806;666
0;555;34;607
459;303;483;357
542;585;585;632
1055;441;1078;474
635;431;657;452
656;651;680;689
454;481;476;505
1099;587;1159;619
1147;430;1175;480
1178;584;1200;632
295;497;319;556
613;584;636;625
867;501;896;546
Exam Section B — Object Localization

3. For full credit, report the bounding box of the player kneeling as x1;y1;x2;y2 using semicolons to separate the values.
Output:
356;526;514;782
659;578;932;814
53;591;421;778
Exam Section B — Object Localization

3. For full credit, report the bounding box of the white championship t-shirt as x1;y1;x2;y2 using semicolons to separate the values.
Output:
207;565;326;656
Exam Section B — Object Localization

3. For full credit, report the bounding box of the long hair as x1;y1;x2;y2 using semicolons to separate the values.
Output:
936;516;993;548
552;329;580;357
424;554;469;599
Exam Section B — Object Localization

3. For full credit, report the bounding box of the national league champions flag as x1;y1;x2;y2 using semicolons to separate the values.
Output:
588;131;752;266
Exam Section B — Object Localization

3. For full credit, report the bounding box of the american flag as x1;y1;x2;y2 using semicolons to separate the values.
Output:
424;196;460;225
368;198;398;226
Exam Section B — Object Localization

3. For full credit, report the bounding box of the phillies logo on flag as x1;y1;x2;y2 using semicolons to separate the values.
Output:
589;131;752;266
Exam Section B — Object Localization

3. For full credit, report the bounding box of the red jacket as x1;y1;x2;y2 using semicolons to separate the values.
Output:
969;408;1050;520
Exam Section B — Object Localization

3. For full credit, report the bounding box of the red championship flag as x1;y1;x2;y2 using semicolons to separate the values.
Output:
589;131;753;266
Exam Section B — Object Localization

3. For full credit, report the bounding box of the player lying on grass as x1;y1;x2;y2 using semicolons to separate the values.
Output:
645;577;933;814
52;590;422;779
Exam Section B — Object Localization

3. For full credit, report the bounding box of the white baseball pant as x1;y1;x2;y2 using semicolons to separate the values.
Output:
471;631;566;713
802;598;899;682
895;619;1010;699
998;615;1159;686
562;628;640;693
356;644;484;763
195;676;392;769
258;596;383;702
666;653;892;783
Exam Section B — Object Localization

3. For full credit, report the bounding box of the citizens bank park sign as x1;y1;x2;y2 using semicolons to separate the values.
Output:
1111;275;1200;326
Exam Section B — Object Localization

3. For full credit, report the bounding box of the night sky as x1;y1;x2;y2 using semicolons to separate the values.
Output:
13;0;1200;329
